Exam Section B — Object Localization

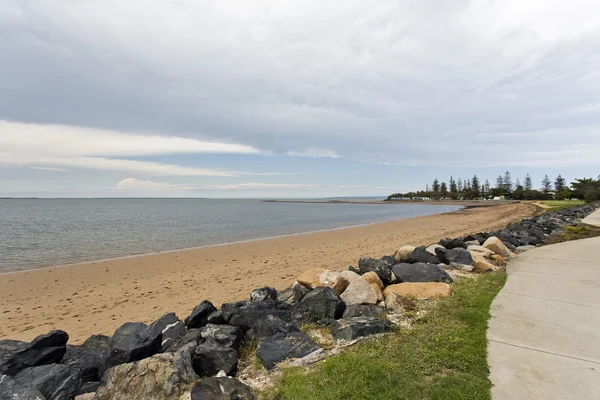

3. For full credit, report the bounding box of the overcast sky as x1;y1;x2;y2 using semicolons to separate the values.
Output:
1;0;599;198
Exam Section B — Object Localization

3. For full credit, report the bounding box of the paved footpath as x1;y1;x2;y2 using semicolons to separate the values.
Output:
488;209;600;400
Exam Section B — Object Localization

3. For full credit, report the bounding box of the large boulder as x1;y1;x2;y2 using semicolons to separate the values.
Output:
277;284;310;305
222;300;294;332
425;244;444;256
362;271;383;289
200;324;241;350
61;345;104;383
469;252;497;273
406;247;440;264
192;344;238;377
383;291;417;313
296;268;349;294
104;322;162;369
342;304;386;319
13;364;81;400
190;376;255;400
391;263;453;284
164;329;203;353
464;233;489;245
394;245;416;262
435;247;474;266
358;258;394;285
94;346;198;400
0;374;46;400
331;317;395;341
339;270;361;283
299;287;346;320
383;283;452;300
467;245;495;258
245;315;300;343
483;237;515;258
255;332;320;370
185;301;217;329
147;313;186;353
0;331;69;376
81;335;110;354
340;276;378;305
439;238;467;249
250;287;277;302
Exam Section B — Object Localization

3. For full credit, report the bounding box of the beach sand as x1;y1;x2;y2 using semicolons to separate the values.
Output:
0;202;538;343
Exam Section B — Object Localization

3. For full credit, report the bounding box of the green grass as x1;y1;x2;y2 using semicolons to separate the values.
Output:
539;199;585;212
261;273;507;400
546;224;600;244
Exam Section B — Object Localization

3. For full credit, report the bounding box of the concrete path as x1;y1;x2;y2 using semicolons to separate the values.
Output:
488;211;600;400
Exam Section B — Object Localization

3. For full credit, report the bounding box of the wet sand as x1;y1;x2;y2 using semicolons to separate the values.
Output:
0;202;537;343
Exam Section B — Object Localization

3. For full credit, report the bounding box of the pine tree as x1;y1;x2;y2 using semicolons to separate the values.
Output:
440;182;448;197
484;180;491;197
554;174;566;192
496;175;504;191
471;175;480;198
449;176;457;193
541;175;552;193
457;179;463;192
524;174;533;191
503;171;513;194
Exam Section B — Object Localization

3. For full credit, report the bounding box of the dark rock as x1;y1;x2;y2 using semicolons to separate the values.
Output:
77;381;101;395
357;258;394;284
256;332;320;370
104;322;162;369
220;301;248;321
463;233;489;245
331;317;395;341
391;263;453;284
190;376;255;400
380;255;397;266
13;364;81;400
147;312;186;352
250;286;277;302
61;345;104;382
185;300;217;329
277;285;310;305
490;230;522;248
348;265;361;275
200;324;241;350
81;335;110;354
342;304;386;319
207;311;225;325
406;247;440;264
245;315;300;343
164;329;203;353
0;331;68;376
299;287;345;320
439;238;467;249
435;247;474;266
223;300;294;332
192;344;238;377
0;374;46;400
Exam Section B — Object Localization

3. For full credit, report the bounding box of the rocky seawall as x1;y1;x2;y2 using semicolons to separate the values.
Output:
1;204;597;400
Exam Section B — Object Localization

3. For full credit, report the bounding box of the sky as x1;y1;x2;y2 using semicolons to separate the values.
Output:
1;0;599;198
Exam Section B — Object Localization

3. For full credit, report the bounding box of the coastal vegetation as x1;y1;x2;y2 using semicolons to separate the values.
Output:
388;173;600;203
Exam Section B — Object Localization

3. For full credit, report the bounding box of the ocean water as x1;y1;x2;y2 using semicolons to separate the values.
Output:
0;199;461;272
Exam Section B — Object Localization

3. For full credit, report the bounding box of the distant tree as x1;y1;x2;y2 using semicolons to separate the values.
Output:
512;181;525;200
571;178;600;203
449;176;457;193
541;175;552;193
471;175;480;198
496;175;504;195
440;182;448;198
515;178;521;189
524;174;533;191
503;171;513;194
457;179;463;193
484;180;491;198
432;179;440;193
554;174;566;192
426;184;429;193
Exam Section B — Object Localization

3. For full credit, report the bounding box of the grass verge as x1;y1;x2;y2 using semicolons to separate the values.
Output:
261;273;507;400
539;200;585;212
545;224;600;244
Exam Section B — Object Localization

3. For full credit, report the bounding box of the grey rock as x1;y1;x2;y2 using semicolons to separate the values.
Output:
14;364;81;400
406;247;440;264
190;376;255;400
440;238;467;249
256;332;320;370
435;247;474;266
357;258;394;284
81;335;110;354
147;313;186;352
299;286;345;320
391;263;453;284
200;324;242;350
222;300;293;332
250;286;277;302
164;329;203;353
277;284;310;305
0;374;46;400
0;330;69;376
192;344;238;377
61;345;104;382
342;304;386;319
104;322;162;369
185;301;217;329
207;311;225;325
331;317;395;341
245;315;300;343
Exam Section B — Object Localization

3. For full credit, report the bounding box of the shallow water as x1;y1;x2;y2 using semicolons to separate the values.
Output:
0;199;461;272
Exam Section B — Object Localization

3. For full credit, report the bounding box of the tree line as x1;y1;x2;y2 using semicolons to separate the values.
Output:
387;172;600;203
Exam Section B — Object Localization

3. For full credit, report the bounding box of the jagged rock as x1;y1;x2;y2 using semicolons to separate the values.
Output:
339;270;361;283
94;346;198;400
358;258;394;284
362;271;383;289
192;344;238;377
77;381;100;396
342;304;386;318
469;251;497;273
299;286;345;320
164;329;203;353
296;268;349;294
447;263;475;272
384;290;417;313
14;364;81;400
207;311;225;325
0;330;69;376
296;267;325;289
467;245;495;258
61;345;104;382
222;300;293;332
245;315;299;343
81;335;110;354
380;255;397;266
371;284;384;302
464;233;489;245
426;244;444;256
200;324;241;350
331;317;395;341
435;247;474;266
185;301;217;329
394;245;416;262
440;238;467;249
383;283;452;299
464;240;480;247
348;265;361;275
391;263;453;283
483;237;515;258
340;276;378;305
490;230;522;248
277;284;311;305
148;313;186;352
256;332;320;370
0;374;46;400
190;376;255;400
250;287;277;302
104;322;162;369
406;247;440;264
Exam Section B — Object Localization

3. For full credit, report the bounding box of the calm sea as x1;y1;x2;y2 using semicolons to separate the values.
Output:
0;199;461;272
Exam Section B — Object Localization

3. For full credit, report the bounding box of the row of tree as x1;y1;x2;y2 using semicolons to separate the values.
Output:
388;172;600;203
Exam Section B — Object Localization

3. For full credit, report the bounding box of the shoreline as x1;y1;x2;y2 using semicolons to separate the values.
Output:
0;204;464;275
0;202;538;343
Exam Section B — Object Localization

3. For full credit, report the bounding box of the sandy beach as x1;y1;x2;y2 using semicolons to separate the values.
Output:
0;202;538;343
